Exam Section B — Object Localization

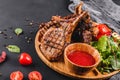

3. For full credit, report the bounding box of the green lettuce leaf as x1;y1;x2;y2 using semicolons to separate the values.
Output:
110;56;120;70
96;36;108;52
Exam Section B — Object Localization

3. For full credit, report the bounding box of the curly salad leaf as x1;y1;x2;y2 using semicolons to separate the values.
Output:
91;36;120;73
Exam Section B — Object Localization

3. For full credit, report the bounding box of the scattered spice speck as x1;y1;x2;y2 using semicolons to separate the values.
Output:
0;31;3;34
25;36;28;39
30;31;33;34
3;29;7;31
25;36;33;44
3;44;7;47
27;40;30;44
9;36;13;39
28;38;32;41
3;34;7;36
4;36;7;39
9;27;13;30
29;22;33;26
25;17;30;21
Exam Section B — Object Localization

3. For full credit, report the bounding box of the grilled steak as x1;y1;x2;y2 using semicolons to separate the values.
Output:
40;11;88;61
41;28;65;61
38;2;85;42
38;21;61;42
38;3;93;61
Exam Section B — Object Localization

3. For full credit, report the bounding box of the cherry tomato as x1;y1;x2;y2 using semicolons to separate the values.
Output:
96;24;111;39
19;52;32;65
28;71;42;80
96;32;111;39
10;71;23;80
0;51;7;63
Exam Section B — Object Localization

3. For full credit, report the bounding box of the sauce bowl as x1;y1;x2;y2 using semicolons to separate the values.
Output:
64;43;101;75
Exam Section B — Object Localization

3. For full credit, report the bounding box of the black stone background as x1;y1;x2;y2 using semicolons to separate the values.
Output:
0;0;120;80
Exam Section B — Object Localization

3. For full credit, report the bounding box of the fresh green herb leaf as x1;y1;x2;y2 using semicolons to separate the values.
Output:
6;45;20;53
14;28;23;36
116;51;120;58
97;36;108;52
110;56;120;70
90;41;98;48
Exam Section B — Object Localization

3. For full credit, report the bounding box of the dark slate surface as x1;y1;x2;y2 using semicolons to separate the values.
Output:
0;0;120;80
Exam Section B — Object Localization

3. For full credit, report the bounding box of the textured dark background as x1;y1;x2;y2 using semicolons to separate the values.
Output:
0;0;120;80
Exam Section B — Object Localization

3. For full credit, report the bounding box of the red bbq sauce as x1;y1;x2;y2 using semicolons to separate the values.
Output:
67;51;95;66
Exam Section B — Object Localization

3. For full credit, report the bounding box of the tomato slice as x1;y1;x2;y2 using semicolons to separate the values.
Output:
10;71;23;80
97;32;111;39
28;71;42;80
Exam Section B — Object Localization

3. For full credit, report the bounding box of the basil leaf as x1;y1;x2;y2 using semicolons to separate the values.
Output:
6;45;20;53
14;28;23;36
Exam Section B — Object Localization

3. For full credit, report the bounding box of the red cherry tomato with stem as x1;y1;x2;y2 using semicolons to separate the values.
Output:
10;71;23;80
19;52;32;65
28;71;42;80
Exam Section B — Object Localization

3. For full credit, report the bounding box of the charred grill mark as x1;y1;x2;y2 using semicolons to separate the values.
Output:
42;29;64;54
39;21;62;39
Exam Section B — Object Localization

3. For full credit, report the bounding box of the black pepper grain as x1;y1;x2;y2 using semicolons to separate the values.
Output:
9;27;13;30
3;34;7;36
30;31;33;34
3;44;7;47
34;22;40;25
4;36;7;39
4;29;7;31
